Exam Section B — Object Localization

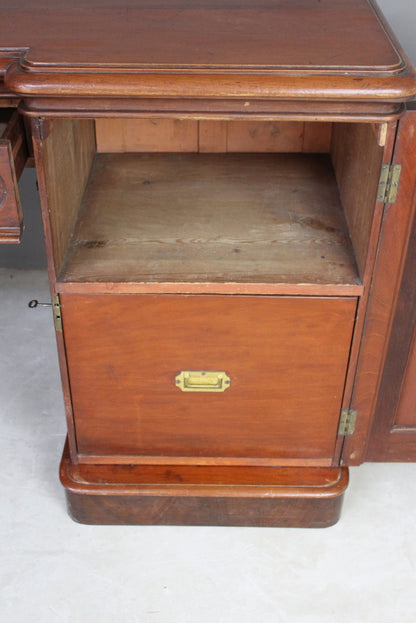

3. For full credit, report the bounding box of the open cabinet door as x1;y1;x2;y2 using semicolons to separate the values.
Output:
363;106;416;461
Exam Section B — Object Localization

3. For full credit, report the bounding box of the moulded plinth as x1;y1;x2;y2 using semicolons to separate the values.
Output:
60;442;349;528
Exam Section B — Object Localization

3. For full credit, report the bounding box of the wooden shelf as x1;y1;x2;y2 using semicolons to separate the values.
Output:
58;152;362;295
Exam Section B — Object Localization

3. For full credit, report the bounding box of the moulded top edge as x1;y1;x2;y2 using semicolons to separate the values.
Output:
0;1;413;75
1;0;415;100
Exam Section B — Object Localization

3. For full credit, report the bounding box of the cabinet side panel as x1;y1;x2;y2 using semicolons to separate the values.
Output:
331;123;384;279
34;119;96;276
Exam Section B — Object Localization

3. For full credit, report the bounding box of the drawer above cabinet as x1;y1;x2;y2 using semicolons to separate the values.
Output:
0;108;28;243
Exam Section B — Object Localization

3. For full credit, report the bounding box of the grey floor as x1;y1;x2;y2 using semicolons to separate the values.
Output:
1;267;416;623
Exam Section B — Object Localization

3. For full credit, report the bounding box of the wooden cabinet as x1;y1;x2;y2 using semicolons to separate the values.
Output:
61;294;356;462
365;109;416;462
0;109;27;242
1;0;416;526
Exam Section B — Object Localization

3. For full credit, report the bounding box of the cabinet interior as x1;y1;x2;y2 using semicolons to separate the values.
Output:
40;118;384;295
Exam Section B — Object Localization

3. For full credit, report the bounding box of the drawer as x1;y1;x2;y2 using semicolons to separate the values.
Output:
60;294;357;463
0;108;28;243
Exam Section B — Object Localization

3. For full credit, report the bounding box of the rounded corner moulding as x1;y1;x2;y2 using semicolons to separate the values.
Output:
4;63;416;104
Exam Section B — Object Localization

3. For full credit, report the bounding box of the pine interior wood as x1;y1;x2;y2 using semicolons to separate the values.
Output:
95;118;199;153
59;151;361;291
331;122;384;279
95;119;332;154
61;293;356;462
38;118;96;275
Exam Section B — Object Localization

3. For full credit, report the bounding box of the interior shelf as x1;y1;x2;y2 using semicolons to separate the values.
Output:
58;152;362;294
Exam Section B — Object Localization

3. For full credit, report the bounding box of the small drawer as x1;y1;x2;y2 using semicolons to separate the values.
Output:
0;108;28;243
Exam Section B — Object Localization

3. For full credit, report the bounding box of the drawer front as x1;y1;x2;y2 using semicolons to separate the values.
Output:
61;294;357;462
0;109;27;243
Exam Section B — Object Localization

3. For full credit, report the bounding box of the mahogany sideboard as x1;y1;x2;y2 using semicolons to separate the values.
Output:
1;0;416;527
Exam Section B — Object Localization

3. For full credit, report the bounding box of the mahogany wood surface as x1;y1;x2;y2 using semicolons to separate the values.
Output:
0;1;415;116
18;97;406;121
365;111;416;461
1;0;415;525
60;442;349;527
0;1;403;70
330;120;398;467
395;335;416;428
0;109;27;243
60;294;356;463
346;110;416;464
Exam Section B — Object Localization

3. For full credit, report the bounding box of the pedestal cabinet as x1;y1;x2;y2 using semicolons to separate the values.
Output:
0;0;416;527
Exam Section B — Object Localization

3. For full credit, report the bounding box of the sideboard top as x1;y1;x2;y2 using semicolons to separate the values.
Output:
0;0;415;110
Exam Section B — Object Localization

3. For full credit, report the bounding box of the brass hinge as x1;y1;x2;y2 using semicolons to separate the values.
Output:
53;294;62;332
338;409;358;436
377;164;402;204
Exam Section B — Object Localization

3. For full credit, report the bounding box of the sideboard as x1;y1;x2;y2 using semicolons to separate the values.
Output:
1;0;416;527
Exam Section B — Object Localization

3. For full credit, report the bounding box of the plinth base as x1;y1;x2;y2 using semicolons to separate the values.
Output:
60;444;349;528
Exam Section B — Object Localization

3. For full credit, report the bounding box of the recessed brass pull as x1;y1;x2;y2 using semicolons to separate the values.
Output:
175;370;231;392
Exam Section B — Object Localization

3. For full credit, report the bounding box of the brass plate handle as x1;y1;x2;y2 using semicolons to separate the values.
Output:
175;370;231;392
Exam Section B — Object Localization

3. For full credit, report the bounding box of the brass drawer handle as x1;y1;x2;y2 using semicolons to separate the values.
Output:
175;370;231;392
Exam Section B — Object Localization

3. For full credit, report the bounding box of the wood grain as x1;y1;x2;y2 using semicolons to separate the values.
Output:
395;332;416;427
225;121;304;152
3;0;414;526
3;1;416;109
95;118;198;153
95;119;332;154
61;293;356;462
331;122;384;279
198;120;227;153
364;110;416;461
60;441;349;527
0;109;28;243
38;118;95;275
59;152;361;292
348;110;416;463
0;1;402;69
19;96;405;120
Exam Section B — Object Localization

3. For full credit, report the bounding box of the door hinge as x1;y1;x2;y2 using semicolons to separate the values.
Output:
338;409;358;436
377;164;402;204
53;294;62;332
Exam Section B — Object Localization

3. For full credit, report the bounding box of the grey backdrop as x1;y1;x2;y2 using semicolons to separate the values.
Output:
0;0;415;269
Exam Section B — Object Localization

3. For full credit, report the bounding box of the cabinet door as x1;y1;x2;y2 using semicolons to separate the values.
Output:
366;108;416;461
60;293;356;465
